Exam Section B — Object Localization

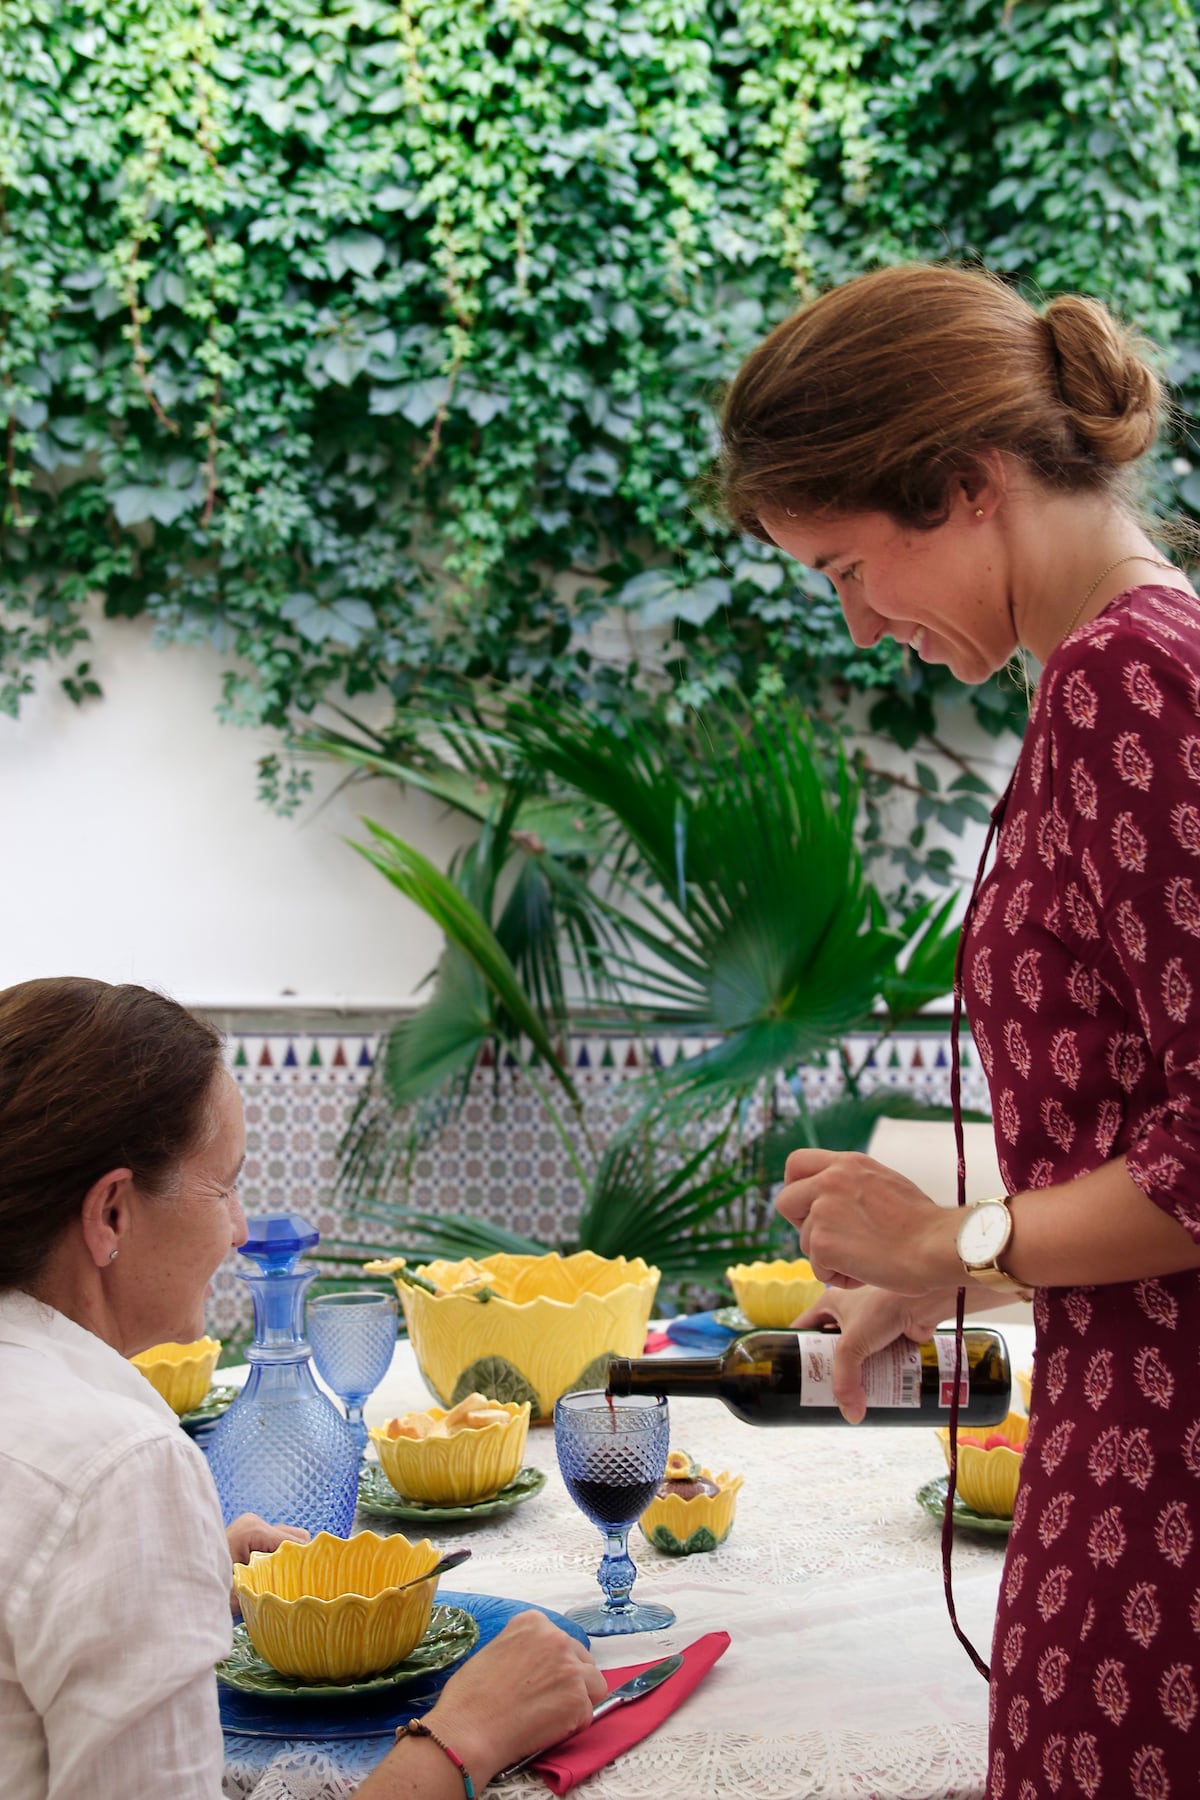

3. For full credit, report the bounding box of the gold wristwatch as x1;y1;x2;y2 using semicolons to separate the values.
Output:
955;1198;1034;1302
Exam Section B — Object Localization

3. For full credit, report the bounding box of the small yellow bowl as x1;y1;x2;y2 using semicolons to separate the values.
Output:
1016;1368;1032;1414
365;1251;659;1421
726;1258;825;1328
639;1454;743;1556
232;1531;441;1682
369;1398;531;1505
130;1337;222;1415
934;1410;1029;1518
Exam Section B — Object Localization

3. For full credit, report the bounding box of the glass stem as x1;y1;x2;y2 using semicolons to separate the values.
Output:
345;1400;368;1458
597;1527;637;1614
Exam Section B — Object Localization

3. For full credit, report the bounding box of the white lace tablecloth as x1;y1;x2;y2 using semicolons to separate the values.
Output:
222;1326;1034;1800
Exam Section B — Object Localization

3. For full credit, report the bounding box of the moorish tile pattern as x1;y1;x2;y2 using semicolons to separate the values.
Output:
206;1023;989;1339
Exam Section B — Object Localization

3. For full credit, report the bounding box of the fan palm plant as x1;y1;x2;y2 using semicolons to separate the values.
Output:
305;693;960;1292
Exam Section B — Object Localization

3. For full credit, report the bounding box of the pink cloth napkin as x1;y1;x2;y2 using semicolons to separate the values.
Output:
642;1329;673;1354
529;1630;731;1794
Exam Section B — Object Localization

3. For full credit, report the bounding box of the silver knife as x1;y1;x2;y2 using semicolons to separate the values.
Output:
494;1652;684;1777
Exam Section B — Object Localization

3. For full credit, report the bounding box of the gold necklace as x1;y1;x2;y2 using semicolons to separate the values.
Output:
1062;553;1177;641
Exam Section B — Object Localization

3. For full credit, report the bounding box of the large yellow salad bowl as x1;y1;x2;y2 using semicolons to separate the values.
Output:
365;1250;659;1421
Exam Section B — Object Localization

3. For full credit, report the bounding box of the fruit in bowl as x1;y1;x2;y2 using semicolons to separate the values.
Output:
639;1449;743;1556
232;1530;443;1681
935;1409;1029;1518
365;1250;659;1422
726;1258;825;1329
130;1337;222;1416
369;1393;531;1504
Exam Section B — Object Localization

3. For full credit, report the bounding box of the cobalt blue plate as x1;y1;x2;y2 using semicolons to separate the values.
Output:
218;1591;590;1741
664;1310;744;1350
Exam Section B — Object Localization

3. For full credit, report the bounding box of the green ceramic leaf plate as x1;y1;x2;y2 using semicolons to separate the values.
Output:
357;1463;546;1522
712;1306;753;1332
179;1384;241;1428
916;1474;1012;1539
215;1605;479;1702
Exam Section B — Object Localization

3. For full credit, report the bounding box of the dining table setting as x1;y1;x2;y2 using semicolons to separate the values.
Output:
144;1228;1035;1800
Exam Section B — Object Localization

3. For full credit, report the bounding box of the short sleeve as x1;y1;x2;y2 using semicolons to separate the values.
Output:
11;1432;231;1800
1047;608;1200;1239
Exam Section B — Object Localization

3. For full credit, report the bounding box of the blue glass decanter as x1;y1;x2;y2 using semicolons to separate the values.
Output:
205;1213;359;1535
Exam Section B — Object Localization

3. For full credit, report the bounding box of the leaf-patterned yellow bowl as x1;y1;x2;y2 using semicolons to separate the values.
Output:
231;1531;442;1682
130;1337;222;1416
934;1410;1029;1519
639;1457;743;1556
726;1258;825;1329
369;1399;531;1504
365;1251;660;1422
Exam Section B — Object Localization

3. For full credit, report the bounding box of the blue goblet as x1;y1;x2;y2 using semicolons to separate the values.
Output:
555;1389;675;1637
305;1290;398;1457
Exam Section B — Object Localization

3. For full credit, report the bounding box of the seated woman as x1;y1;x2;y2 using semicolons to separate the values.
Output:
0;977;605;1800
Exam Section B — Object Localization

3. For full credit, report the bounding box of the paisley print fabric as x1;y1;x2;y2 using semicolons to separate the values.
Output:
967;588;1200;1797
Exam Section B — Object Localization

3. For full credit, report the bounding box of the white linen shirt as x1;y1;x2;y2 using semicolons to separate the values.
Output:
0;1290;232;1800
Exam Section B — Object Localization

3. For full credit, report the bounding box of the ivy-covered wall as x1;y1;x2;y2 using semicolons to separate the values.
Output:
4;0;1199;809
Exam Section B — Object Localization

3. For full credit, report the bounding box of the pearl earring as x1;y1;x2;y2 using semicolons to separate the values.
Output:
974;507;984;517
108;1248;118;1262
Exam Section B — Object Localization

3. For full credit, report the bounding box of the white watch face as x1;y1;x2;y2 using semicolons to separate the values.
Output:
958;1201;1012;1266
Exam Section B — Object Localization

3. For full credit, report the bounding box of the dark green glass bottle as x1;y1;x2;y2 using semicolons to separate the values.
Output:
607;1328;1010;1427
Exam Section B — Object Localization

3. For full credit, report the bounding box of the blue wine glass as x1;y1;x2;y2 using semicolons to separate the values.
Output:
306;1290;398;1457
555;1389;675;1637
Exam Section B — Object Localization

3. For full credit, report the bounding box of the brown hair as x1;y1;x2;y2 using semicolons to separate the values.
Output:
719;263;1163;537
0;978;224;1289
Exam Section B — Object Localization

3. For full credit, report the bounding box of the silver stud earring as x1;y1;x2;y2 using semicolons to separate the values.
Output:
974;507;984;517
108;1248;118;1262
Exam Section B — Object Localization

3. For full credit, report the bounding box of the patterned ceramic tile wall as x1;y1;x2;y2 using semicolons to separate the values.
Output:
206;1022;990;1340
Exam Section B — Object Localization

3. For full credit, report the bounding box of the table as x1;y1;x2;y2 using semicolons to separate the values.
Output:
223;1323;1034;1800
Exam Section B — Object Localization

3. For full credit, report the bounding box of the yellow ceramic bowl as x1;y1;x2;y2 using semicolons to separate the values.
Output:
232;1531;441;1682
639;1466;743;1556
935;1410;1029;1518
726;1258;825;1329
130;1337;222;1415
369;1399;530;1504
365;1251;660;1421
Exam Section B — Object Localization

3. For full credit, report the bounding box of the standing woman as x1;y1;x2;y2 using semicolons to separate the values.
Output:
721;264;1200;1799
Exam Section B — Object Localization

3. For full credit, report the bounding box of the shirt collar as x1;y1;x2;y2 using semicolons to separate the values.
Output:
0;1287;180;1423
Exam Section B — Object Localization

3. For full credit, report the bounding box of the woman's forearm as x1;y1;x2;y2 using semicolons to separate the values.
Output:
916;1157;1200;1292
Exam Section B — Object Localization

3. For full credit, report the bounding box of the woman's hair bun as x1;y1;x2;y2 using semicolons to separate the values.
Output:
1042;294;1161;465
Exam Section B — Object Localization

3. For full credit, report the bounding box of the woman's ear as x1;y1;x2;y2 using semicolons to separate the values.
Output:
79;1167;137;1269
957;449;1008;520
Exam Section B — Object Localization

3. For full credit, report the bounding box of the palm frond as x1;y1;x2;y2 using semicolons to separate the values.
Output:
577;1122;767;1282
350;818;581;1114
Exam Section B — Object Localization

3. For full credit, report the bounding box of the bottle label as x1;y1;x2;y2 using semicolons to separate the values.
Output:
797;1336;969;1408
935;1333;970;1408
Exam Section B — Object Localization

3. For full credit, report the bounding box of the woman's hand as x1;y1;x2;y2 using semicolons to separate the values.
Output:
412;1610;607;1791
224;1514;310;1611
777;1148;959;1293
791;1285;957;1424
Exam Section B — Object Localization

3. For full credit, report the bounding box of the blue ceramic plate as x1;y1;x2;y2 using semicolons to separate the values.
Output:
665;1310;745;1350
218;1591;590;1741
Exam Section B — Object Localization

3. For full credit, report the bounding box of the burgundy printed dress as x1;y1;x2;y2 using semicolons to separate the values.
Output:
966;587;1200;1800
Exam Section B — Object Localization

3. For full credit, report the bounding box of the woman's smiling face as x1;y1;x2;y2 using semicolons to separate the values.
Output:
760;501;1015;686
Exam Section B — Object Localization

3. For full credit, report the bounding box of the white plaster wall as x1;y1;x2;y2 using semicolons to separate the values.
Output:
0;612;473;1008
0;609;1023;1012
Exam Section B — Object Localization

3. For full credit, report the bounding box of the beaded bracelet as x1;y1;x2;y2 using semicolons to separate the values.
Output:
394;1718;476;1798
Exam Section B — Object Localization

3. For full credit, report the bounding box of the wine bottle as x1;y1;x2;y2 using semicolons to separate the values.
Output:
606;1328;1010;1427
